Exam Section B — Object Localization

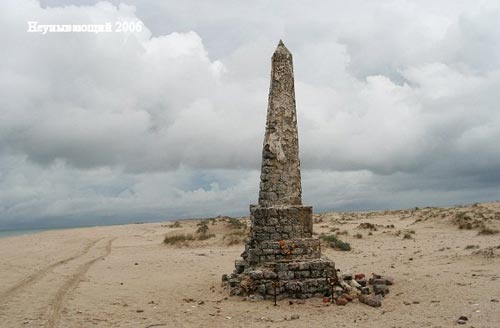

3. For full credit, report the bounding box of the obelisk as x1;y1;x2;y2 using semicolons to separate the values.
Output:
259;40;302;207
249;40;312;246
223;41;334;300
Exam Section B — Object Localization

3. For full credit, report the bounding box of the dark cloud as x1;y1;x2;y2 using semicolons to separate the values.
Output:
1;0;500;228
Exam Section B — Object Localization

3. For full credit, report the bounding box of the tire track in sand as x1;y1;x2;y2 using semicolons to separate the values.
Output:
45;237;115;328
0;238;103;304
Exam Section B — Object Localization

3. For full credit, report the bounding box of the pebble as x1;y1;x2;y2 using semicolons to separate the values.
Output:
371;278;387;285
342;272;353;280
247;294;264;302
290;314;300;320
355;273;365;280
336;298;348;306
343;294;354;302
373;284;390;296
359;294;382;307
356;278;368;287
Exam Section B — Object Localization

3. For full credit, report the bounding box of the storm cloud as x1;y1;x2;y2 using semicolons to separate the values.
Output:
1;0;500;228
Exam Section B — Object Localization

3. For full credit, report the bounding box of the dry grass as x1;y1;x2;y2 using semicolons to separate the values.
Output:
226;217;247;230
222;229;247;245
319;234;351;251
403;233;412;240
197;233;215;240
164;232;215;245
357;222;378;231
478;227;499;235
163;234;195;245
169;221;182;228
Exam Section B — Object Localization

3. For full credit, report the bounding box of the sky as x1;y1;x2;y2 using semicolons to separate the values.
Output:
1;0;500;229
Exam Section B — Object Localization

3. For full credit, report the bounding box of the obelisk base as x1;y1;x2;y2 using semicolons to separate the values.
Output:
222;256;336;299
222;205;336;299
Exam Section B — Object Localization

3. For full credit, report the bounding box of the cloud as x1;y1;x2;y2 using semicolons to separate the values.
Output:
1;0;500;228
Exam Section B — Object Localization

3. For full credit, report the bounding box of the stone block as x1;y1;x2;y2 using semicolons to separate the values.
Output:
250;205;313;241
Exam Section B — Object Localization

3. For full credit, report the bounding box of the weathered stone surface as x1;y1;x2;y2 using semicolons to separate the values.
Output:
244;238;321;265
354;273;366;280
222;40;335;300
373;284;390;296
356;278;368;287
336;297;348;306
359;294;382;307
250;205;312;242
258;40;302;208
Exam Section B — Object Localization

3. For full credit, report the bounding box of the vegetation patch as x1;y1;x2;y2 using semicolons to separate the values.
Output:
478;227;499;235
453;212;485;230
357;222;378;231
226;217;247;230
472;245;500;258
196;221;210;234
222;229;247;245
169;220;182;228
164;231;215;245
320;234;351;251
402;233;412;240
163;234;195;245
197;233;216;240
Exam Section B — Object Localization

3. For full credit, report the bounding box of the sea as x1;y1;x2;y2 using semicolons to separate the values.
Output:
0;228;58;239
0;225;98;239
0;220;168;239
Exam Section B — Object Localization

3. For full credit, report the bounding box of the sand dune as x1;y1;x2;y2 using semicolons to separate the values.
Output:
1;202;499;327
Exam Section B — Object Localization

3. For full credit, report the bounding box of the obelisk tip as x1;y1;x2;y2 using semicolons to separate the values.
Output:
275;39;290;55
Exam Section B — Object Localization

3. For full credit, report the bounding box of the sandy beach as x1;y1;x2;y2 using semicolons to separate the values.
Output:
1;202;499;328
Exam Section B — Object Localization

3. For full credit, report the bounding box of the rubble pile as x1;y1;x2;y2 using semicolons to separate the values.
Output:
324;271;394;307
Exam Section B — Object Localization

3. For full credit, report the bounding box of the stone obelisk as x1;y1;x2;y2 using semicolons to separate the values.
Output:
251;40;312;245
259;40;302;208
223;40;335;300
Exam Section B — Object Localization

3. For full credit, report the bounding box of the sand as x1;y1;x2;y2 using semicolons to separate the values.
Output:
1;202;499;328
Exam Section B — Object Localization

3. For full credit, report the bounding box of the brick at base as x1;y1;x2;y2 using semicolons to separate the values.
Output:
222;257;336;299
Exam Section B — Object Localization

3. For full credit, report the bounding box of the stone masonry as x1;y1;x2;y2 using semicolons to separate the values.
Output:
222;41;336;299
